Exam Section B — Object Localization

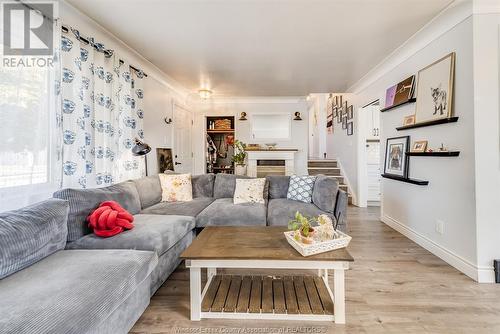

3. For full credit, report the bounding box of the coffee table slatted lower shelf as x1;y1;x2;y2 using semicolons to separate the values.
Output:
201;275;334;318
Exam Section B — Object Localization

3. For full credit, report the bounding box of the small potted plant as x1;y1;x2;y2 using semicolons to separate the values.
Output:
288;211;317;244
232;140;247;175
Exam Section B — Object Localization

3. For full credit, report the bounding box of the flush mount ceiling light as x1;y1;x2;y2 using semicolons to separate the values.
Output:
198;89;212;99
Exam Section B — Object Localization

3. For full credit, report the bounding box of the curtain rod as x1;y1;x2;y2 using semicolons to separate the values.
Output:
61;25;147;78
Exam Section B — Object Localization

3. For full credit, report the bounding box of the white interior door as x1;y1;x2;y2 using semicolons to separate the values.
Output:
173;104;193;173
366;141;381;202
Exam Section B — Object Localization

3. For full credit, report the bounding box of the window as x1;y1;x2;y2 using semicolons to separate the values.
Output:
0;9;60;211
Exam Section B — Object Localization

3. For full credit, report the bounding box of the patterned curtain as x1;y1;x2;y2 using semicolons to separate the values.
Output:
60;28;144;189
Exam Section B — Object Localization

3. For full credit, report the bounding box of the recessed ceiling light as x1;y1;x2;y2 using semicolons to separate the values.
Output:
198;89;212;99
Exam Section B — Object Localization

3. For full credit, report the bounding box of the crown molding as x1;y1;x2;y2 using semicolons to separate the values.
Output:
347;0;472;94
192;96;307;105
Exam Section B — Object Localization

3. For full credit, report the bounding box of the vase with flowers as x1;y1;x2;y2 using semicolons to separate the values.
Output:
232;140;247;175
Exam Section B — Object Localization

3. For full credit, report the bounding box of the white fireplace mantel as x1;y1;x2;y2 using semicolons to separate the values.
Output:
246;149;298;177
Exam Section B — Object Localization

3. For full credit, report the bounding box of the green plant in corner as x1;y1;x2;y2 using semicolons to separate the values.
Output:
232;140;247;166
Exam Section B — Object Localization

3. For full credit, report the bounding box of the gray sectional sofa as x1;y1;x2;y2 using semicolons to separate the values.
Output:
0;173;347;334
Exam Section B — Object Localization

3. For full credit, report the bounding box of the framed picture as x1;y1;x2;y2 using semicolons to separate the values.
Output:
326;113;333;133
384;136;410;178
415;52;455;123
337;110;343;123
347;105;353;120
384;84;397;108
393;75;415;106
411;140;428;153
403;115;416;126
333;96;339;108
342;116;348;129
156;148;174;173
347;122;353;136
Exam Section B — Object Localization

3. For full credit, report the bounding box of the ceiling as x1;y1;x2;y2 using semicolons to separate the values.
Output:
65;0;453;96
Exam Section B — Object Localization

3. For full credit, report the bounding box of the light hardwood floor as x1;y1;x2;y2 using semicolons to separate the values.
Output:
131;206;500;334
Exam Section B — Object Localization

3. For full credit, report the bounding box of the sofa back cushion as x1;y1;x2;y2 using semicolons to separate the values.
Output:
53;181;141;242
0;199;69;279
312;175;339;213
213;174;252;198
133;175;162;209
192;173;215;198
266;175;290;199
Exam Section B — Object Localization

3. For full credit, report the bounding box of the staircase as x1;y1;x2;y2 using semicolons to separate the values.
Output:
307;159;352;204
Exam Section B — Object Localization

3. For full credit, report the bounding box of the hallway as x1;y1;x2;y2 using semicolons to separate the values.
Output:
132;206;500;333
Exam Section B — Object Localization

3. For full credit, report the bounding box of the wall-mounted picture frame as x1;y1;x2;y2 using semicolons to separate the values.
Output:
347;105;353;120
403;115;416;126
342;116;348;129
411;140;428;153
384;136;410;178
414;52;455;123
156;148;174;173
347;122;353;136
337;110;343;123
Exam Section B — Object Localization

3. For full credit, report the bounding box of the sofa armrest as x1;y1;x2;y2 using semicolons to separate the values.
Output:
334;189;348;231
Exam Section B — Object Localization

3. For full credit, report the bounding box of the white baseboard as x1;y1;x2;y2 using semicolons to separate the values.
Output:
381;214;495;283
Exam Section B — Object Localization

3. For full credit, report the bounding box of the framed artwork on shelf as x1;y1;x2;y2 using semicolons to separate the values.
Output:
347;122;353;136
156;148;174;173
403;115;416;126
414;52;455;123
384;136;410;178
384;84;397;108
393;75;416;106
411;140;428;153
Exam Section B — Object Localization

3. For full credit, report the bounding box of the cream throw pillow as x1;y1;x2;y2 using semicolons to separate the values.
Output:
159;173;193;202
233;178;266;204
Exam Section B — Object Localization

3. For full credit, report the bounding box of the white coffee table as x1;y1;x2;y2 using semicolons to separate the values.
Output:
181;226;353;323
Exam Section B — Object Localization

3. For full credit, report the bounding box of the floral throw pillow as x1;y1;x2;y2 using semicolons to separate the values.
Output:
233;178;266;204
159;173;193;202
286;175;316;203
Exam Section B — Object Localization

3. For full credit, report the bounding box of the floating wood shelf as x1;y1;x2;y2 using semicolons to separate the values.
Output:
406;151;460;157
201;274;334;315
380;98;417;112
396;117;459;131
381;174;429;185
207;129;235;134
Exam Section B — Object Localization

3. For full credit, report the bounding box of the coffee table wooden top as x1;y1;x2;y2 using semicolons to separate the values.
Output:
181;226;354;262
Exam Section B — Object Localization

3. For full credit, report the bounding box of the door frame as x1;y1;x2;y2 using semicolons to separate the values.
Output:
356;99;380;208
172;100;194;174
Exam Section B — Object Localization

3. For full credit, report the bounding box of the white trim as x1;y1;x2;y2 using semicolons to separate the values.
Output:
347;0;472;94
198;96;307;104
381;214;485;282
185;259;350;270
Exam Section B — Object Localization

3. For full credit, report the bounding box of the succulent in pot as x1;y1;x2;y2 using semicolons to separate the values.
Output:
288;211;317;244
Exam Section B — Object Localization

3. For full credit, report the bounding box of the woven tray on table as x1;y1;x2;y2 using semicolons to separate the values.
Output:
284;230;352;257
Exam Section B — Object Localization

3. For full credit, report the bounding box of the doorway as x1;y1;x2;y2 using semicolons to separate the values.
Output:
360;100;381;206
173;103;193;173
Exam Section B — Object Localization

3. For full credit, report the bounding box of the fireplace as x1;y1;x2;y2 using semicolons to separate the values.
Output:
246;149;297;177
256;160;285;177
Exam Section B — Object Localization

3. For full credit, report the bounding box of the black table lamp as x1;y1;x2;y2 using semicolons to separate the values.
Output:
132;138;151;176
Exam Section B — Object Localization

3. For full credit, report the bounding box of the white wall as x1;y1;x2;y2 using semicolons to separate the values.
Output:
345;1;480;280
472;7;500;282
325;93;358;203
192;98;308;175
60;1;190;176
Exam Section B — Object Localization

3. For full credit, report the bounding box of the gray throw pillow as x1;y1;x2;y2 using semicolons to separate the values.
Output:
286;175;317;203
0;199;69;279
